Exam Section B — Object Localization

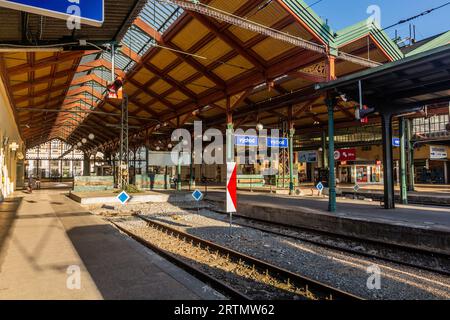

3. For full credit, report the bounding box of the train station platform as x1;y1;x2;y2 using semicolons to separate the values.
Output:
338;184;450;206
236;184;450;205
205;190;450;255
0;190;224;300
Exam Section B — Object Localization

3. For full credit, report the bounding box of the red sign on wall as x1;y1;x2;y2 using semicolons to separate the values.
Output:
334;148;356;161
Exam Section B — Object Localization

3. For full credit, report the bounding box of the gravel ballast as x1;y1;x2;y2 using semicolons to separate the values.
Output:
97;202;450;300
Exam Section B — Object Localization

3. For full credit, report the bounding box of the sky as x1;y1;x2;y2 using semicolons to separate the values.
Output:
305;0;450;41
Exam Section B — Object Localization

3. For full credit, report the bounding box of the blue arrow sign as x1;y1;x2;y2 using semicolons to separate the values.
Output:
235;135;258;147
267;137;289;148
117;191;130;204
0;0;104;26
192;189;203;202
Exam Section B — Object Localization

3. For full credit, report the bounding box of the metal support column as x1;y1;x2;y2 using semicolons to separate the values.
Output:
226;124;234;163
177;152;182;191
145;146;149;176
326;97;336;212
406;119;415;191
226;97;234;164
288;106;295;195
118;95;129;190
189;146;194;191
83;151;90;176
112;156;116;187
176;117;182;191
321;129;328;169
399;118;408;204
381;112;395;209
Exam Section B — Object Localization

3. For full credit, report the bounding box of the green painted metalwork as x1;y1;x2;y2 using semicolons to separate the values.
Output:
73;176;114;192
237;175;265;188
226;123;234;163
321;130;328;169
399;118;408;204
177;152;182;191
406;119;415;192
326;98;336;212
406;31;450;57
283;0;403;61
281;0;334;46
288;128;295;195
334;20;403;60
135;174;170;190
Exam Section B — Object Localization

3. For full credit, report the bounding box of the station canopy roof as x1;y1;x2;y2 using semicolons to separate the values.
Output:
0;0;444;152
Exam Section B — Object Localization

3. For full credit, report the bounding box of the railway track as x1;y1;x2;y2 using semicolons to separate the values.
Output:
109;215;362;301
204;203;450;277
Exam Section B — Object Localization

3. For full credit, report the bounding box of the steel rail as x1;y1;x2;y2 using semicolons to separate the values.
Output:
109;219;251;300
136;215;363;300
204;201;450;277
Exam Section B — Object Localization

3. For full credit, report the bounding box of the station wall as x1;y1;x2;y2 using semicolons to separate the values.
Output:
0;76;23;201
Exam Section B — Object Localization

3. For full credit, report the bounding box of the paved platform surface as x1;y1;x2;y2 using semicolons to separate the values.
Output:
0;190;224;300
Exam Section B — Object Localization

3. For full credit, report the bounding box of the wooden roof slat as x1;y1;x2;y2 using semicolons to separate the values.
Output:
7;51;95;75
189;11;266;71
133;17;226;89
143;61;198;101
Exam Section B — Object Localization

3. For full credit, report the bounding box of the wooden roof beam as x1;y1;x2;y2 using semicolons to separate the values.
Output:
127;77;176;114
133;17;226;89
7;51;96;75
143;62;198;102
71;74;108;87
76;59;125;78
189;12;266;72
14;83;69;104
66;86;104;100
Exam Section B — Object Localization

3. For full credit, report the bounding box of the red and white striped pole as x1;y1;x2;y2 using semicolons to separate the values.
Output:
226;162;237;213
226;162;237;235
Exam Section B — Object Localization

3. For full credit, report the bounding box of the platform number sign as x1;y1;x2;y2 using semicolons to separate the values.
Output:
192;189;203;202
316;182;324;192
117;191;130;204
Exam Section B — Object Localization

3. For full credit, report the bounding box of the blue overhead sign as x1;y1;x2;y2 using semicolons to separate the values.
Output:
267;137;289;149
0;0;104;27
392;137;400;147
235;135;258;147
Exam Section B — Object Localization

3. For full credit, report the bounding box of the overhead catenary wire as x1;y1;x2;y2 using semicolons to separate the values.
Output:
382;1;450;31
